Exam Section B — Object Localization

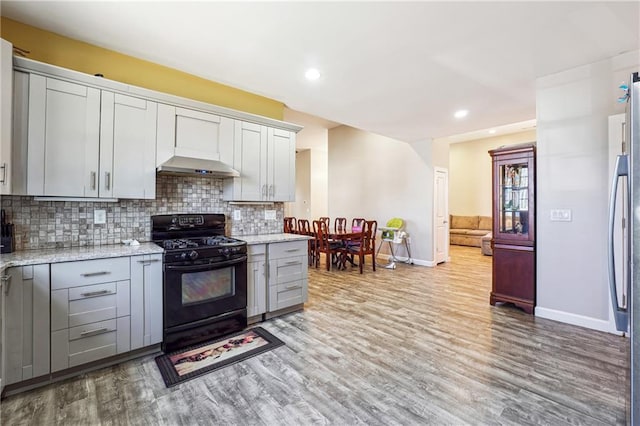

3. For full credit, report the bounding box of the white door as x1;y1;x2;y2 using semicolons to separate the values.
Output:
268;128;295;201
102;92;157;199
434;167;449;264
28;75;101;197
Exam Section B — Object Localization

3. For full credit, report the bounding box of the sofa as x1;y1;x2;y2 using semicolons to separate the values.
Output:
449;215;492;247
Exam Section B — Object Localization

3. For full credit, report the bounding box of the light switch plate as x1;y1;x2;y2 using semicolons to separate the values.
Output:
94;209;107;224
233;210;242;220
550;209;572;222
265;210;276;220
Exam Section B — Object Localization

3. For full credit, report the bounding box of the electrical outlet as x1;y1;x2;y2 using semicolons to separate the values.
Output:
265;210;276;220
94;209;106;224
233;210;242;220
550;209;572;222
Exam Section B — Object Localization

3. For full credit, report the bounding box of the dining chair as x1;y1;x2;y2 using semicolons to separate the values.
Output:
344;219;377;274
351;217;365;231
298;219;314;265
334;217;347;232
319;217;331;229
313;220;334;271
284;217;297;233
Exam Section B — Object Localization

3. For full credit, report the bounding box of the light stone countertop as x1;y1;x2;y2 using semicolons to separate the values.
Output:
0;242;164;274
236;233;312;245
0;235;310;274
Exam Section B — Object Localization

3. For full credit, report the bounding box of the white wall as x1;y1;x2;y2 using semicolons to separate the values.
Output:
283;108;330;221
449;130;536;216
535;50;639;332
328;125;433;264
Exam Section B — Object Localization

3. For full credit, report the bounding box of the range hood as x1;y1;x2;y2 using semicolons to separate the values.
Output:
157;156;240;178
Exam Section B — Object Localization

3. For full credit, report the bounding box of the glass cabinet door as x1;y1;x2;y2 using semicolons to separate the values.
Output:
498;162;529;237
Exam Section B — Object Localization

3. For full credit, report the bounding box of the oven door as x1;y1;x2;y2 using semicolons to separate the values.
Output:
163;255;247;330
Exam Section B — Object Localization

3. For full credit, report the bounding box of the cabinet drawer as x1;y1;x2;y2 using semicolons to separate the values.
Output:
51;281;130;331
52;257;130;290
51;316;130;372
248;243;267;261
270;256;307;286
268;279;307;312
268;241;307;260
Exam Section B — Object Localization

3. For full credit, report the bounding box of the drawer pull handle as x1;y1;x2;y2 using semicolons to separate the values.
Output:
136;259;160;264
81;271;110;277
284;261;301;265
80;327;110;337
80;289;111;297
285;284;301;290
285;249;300;252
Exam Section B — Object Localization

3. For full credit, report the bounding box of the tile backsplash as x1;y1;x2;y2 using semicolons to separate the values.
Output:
0;175;284;251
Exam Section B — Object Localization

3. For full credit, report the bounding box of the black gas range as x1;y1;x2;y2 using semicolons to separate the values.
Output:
152;214;248;352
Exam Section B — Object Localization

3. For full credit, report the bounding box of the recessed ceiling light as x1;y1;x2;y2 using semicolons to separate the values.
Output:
488;129;497;134
454;109;468;119
305;68;320;81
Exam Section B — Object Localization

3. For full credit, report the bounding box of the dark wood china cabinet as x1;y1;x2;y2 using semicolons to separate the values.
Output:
488;143;536;314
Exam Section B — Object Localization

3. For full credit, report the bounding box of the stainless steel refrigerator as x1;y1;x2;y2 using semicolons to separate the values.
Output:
609;71;640;424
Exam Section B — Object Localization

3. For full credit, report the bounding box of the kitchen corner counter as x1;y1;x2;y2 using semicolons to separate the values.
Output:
0;242;164;273
237;233;312;245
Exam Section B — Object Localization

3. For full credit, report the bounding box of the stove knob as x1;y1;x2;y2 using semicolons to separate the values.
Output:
180;252;187;260
189;250;198;260
223;248;230;254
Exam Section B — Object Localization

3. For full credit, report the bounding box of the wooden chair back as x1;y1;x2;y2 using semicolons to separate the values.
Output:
352;217;365;231
297;219;311;235
318;217;330;229
345;219;377;274
313;219;333;270
334;217;347;232
284;217;297;233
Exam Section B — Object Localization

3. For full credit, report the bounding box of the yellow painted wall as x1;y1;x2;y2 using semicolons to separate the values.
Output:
0;17;284;120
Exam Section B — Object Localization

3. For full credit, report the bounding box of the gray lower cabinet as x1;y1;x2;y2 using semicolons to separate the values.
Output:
130;254;163;349
51;257;131;372
267;240;308;312
247;244;267;318
4;265;50;385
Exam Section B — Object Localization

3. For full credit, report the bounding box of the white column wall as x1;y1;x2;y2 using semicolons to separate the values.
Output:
328;125;433;264
536;50;639;331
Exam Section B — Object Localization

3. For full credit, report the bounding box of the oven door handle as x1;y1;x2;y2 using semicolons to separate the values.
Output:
165;256;247;272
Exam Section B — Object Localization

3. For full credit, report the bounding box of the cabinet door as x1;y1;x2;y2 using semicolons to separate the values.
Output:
101;92;157;199
28;75;101;197
247;245;267;317
4;265;50;385
233;120;268;201
494;156;534;243
267;128;295;201
0;38;12;195
130;254;163;349
156;104;234;165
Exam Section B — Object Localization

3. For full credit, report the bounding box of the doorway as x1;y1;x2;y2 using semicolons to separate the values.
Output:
434;167;449;264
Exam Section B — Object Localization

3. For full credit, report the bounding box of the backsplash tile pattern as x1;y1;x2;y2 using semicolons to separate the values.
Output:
0;175;284;251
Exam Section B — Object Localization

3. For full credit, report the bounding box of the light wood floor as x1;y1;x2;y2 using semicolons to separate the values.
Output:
1;246;628;425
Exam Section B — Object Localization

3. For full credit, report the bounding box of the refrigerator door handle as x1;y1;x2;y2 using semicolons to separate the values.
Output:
608;153;630;332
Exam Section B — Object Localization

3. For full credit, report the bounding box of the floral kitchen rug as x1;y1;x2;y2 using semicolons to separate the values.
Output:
155;327;285;387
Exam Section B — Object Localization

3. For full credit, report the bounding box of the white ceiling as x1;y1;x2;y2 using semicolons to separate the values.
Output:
2;1;639;143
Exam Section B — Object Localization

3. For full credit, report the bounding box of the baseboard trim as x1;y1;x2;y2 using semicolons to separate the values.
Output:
535;307;624;335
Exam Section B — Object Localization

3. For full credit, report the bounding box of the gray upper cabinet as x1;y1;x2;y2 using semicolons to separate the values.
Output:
11;56;301;201
223;121;296;202
156;104;234;166
0;38;13;195
15;73;157;199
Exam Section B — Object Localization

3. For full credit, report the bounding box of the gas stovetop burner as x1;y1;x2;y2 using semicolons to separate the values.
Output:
162;239;200;250
160;236;245;251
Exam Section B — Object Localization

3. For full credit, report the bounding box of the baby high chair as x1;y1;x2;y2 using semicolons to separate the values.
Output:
377;218;413;269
